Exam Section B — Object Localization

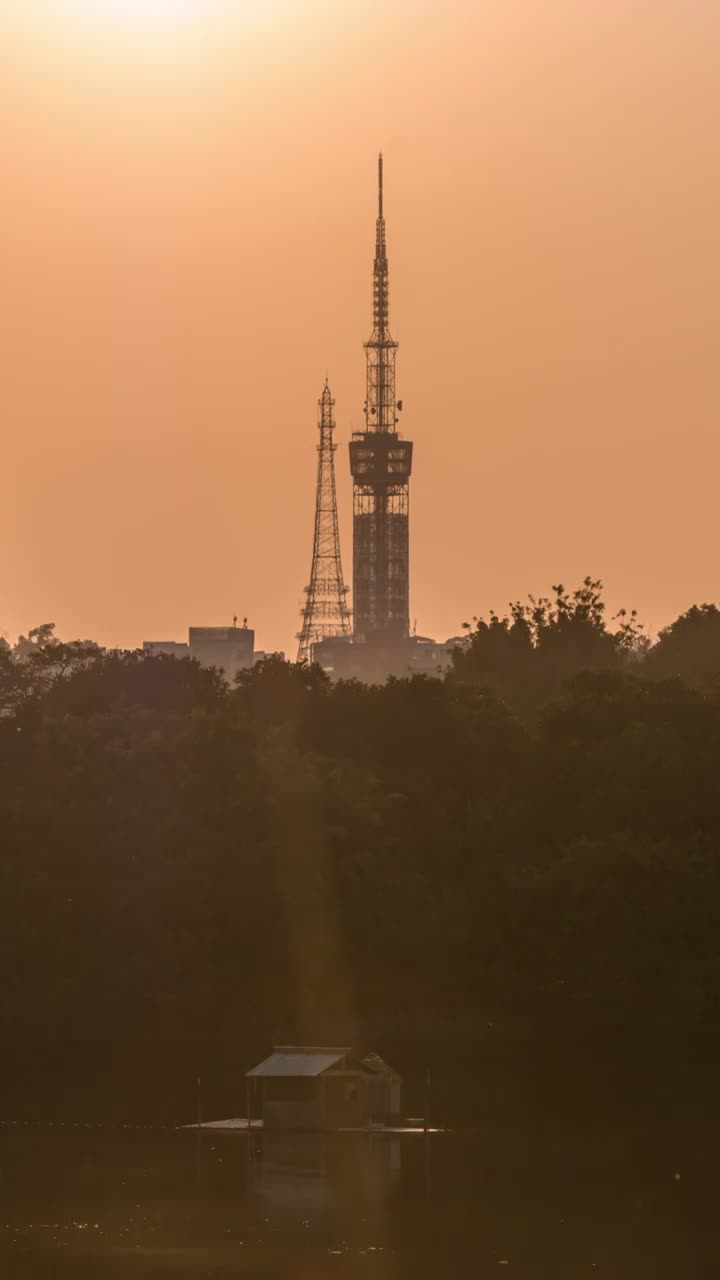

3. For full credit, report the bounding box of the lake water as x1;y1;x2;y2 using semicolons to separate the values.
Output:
1;1119;718;1277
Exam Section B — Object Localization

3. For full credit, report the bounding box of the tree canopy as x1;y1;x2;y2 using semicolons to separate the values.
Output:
3;581;720;1119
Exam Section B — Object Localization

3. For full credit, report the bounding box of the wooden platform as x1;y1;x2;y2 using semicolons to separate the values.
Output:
180;1118;443;1134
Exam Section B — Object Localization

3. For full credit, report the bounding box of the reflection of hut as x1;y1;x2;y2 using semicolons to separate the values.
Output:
253;1131;402;1231
362;1053;403;1124
254;1131;334;1219
245;1047;402;1131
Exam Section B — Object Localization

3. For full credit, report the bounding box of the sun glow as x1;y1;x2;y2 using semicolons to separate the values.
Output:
12;0;279;83
12;0;269;63
23;0;239;39
13;0;284;54
68;0;210;25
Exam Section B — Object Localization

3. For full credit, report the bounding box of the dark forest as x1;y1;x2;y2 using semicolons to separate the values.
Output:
3;580;720;1122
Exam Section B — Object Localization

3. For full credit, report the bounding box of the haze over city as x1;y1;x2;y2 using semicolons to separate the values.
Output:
7;6;720;1277
3;0;720;654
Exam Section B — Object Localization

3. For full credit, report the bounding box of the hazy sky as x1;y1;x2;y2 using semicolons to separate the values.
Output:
3;0;720;654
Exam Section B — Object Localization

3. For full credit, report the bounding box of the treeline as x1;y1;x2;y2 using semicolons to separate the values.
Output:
3;582;720;1116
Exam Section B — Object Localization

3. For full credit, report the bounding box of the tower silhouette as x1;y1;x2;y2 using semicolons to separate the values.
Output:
296;380;352;664
350;154;413;640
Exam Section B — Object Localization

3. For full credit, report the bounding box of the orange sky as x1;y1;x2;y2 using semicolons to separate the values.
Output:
2;0;720;655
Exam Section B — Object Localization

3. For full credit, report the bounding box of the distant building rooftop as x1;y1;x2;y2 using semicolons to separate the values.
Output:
143;641;190;658
188;627;253;640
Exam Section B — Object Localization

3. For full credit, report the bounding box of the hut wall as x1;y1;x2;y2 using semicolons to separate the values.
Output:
262;1078;323;1130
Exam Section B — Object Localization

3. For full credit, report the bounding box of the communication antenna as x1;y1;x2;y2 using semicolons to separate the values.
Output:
296;379;352;664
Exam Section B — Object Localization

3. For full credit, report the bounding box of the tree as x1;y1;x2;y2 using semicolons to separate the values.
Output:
450;578;645;716
647;603;720;694
0;623;101;716
233;654;330;728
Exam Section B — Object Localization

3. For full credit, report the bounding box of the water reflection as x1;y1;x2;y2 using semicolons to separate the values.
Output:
1;1119;719;1276
250;1130;402;1241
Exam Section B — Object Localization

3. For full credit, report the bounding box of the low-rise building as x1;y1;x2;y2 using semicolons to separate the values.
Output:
142;623;256;681
142;641;190;659
312;631;463;683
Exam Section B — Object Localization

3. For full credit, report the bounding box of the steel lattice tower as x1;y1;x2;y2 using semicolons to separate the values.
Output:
296;380;352;664
349;154;413;641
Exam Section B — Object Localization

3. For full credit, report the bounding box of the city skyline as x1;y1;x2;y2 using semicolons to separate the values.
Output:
3;2;720;655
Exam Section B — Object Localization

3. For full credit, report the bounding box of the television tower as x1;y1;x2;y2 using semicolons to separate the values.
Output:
296;380;352;664
349;154;413;641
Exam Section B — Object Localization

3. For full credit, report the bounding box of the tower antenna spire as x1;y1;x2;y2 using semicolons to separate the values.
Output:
378;151;383;219
297;380;351;664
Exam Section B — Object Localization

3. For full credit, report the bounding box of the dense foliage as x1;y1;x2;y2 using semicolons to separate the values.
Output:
3;586;720;1117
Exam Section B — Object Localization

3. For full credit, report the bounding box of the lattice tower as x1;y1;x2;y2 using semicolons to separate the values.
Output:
296;380;352;664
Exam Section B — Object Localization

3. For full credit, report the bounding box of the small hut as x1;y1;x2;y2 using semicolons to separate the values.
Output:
245;1046;402;1131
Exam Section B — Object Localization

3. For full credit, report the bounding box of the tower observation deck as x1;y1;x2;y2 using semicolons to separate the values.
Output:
349;155;413;641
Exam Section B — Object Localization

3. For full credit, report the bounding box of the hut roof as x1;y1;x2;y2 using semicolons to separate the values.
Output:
246;1047;351;1078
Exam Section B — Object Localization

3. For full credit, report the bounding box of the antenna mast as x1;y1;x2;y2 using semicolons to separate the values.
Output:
297;380;352;664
